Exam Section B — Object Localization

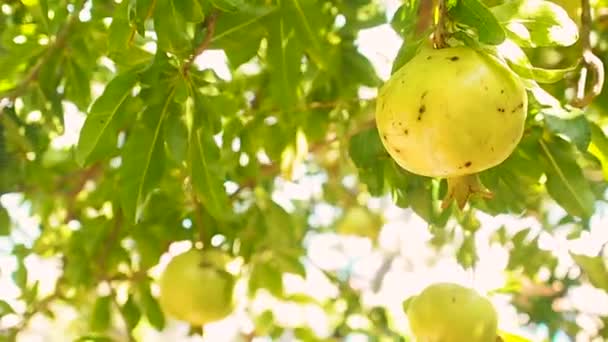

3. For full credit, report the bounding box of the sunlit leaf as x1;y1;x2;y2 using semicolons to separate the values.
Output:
571;253;608;291
491;0;579;47
120;89;174;223
76;71;138;166
90;296;112;332
450;0;506;45
540;137;595;218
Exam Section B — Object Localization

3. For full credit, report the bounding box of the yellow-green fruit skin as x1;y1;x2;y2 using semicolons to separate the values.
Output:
376;46;527;178
407;283;498;342
159;249;235;326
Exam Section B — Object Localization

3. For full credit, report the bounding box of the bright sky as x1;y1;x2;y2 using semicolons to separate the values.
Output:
1;1;608;341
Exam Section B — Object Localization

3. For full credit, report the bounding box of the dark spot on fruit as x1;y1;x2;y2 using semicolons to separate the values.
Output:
448;56;459;61
498;107;505;113
484;86;488;91
511;102;524;113
395;148;401;153
382;103;385;110
404;129;409;135
501;89;505;94
382;134;387;140
464;161;472;167
100;119;105;123
427;56;432;60
491;146;495;152
452;297;456;303
421;91;428;99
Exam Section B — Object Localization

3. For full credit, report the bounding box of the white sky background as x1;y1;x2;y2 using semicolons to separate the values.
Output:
2;0;608;341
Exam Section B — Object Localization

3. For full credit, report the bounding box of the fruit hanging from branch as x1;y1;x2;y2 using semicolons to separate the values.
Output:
158;248;236;327
406;282;499;342
375;43;528;209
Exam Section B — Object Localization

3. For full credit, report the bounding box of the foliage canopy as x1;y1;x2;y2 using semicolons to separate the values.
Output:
1;0;608;340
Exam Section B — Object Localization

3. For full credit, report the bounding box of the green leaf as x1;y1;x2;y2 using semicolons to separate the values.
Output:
120;295;141;332
209;0;240;12
267;10;303;110
540;137;595;218
391;39;424;74
491;0;579;47
174;0;206;22
571;253;608;291
391;1;421;38
189;128;233;222
210;5;272;68
76;71;138;166
274;251;306;278
544;114;591;151
588;123;608;181
134;0;156;36
65;59;91;110
138;283;165;330
120;89;174;223
0;205;9;236
449;0;506;45
342;47;381;87
497;40;576;83
349;128;388;169
0;300;14;315
249;262;284;298
284;0;330;69
12;260;27;289
108;0;132;53
90;295;112;332
164;104;189;164
154;0;191;56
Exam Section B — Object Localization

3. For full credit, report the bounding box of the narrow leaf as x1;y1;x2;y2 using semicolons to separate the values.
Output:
154;0;191;56
190;128;233;222
588;123;608;180
285;0;330;68
90;296;112;332
349;128;388;169
138;283;165;330
540;137;595;218
0;205;9;236
120;295;141;332
544;114;591;151
571;253;608;291
497;40;576;83
76;72;138;166
120;90;174;223
266;11;303;110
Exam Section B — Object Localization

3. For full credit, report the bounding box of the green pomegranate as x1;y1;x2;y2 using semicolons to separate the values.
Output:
376;44;527;208
159;248;236;326
406;283;498;342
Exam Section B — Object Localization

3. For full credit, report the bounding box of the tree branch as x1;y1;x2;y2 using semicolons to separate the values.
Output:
433;0;449;48
572;0;605;108
182;11;220;75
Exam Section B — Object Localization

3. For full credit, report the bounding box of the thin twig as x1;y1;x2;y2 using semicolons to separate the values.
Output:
182;11;220;75
433;0;449;48
572;0;605;107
